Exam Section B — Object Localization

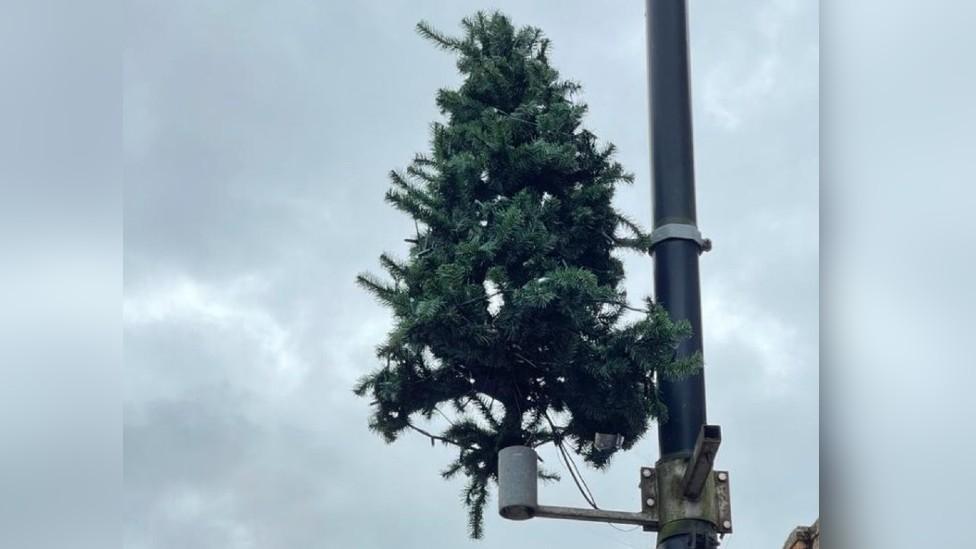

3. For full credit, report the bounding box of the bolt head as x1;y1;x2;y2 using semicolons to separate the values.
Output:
641;468;652;478
717;472;728;482
645;497;655;507
723;520;732;529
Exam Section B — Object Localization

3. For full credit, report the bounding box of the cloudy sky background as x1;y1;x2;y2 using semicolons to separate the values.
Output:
124;1;817;548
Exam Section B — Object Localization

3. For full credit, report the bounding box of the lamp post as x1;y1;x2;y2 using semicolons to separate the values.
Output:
646;0;718;546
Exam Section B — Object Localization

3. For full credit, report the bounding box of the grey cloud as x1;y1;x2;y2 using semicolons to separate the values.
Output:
124;1;817;547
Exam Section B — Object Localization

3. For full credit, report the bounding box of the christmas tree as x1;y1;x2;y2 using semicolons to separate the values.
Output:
355;11;700;539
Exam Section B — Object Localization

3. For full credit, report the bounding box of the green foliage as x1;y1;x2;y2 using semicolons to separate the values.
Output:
356;11;699;539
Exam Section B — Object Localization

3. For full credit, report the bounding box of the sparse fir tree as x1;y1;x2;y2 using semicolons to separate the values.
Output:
355;11;700;539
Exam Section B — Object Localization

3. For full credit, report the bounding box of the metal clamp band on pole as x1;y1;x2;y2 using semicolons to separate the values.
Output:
648;223;712;254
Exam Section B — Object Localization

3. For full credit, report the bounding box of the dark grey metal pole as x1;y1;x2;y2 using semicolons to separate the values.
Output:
647;1;717;547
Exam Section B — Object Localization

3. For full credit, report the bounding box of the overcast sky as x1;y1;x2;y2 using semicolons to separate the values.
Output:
123;1;817;548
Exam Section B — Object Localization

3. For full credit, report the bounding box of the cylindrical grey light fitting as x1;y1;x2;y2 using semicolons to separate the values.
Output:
497;445;538;520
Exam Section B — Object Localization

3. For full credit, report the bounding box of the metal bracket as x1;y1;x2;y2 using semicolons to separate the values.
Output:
649;425;732;535
653;464;733;536
682;425;722;500
641;466;660;531
649;223;712;253
715;470;732;534
497;444;730;534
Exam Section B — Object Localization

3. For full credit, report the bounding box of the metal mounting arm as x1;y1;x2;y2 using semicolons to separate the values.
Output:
534;505;658;528
497;446;660;530
497;438;732;535
681;424;722;500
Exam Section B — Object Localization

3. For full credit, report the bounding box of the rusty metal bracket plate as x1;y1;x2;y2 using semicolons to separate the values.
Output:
640;466;660;531
714;470;732;534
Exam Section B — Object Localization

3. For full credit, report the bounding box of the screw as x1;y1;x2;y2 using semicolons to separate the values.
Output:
717;472;728;482
645;497;655;507
723;520;732;529
642;469;652;478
